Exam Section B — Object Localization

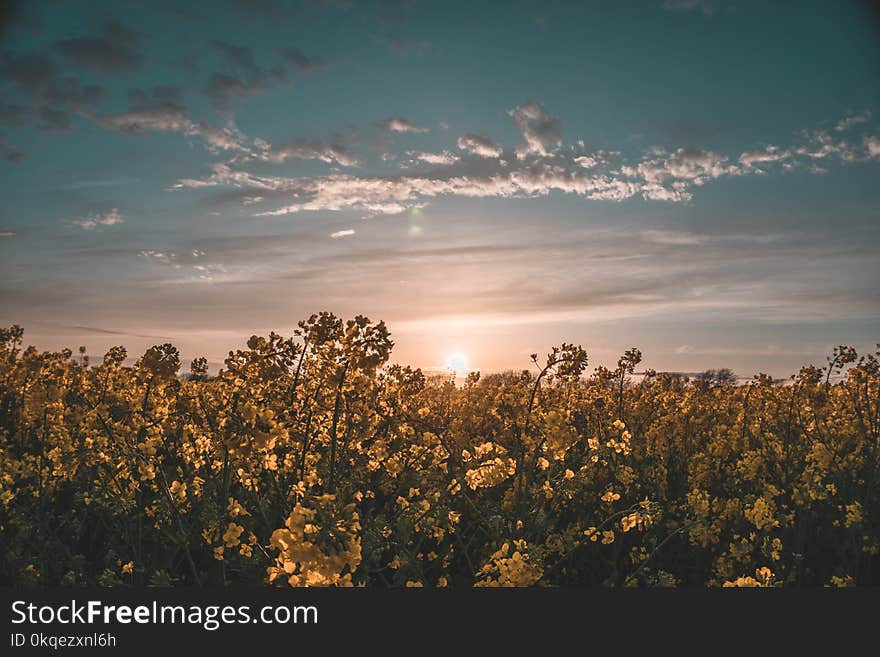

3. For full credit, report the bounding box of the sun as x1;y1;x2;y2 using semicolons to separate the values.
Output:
445;352;468;373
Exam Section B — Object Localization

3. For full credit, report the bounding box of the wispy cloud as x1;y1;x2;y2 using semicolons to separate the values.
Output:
69;208;123;230
140;249;228;280
508;102;562;158
0;50;104;134
457;133;503;158
381;117;429;134
205;40;289;113
835;111;871;132
278;47;330;73
139;250;177;265
91;103;250;153
251;137;358;166
412;151;459;165
53;20;144;73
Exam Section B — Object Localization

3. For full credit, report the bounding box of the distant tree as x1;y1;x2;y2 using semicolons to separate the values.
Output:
695;367;738;387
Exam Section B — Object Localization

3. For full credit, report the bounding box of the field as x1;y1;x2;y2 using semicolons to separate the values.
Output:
0;315;878;588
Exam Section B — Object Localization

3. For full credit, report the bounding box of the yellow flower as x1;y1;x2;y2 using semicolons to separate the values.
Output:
830;575;854;587
223;522;245;547
227;497;249;517
121;561;134;575
601;490;621;503
723;567;774;588
169;480;186;501
745;497;779;531
844;502;863;528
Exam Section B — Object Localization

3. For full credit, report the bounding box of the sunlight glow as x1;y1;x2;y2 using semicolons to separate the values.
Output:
445;352;468;373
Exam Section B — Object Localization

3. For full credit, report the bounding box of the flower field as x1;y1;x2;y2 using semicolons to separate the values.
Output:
0;316;877;587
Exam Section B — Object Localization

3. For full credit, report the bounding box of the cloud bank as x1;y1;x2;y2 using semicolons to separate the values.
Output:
167;104;880;218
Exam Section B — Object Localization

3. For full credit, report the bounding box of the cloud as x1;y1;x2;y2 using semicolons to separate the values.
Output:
205;70;288;113
330;229;355;239
0;50;104;108
168;109;879;217
93;103;193;133
413;151;459;165
739;145;791;169
186;162;645;216
140;250;177;264
139;248;229;280
640;230;705;246
279;47;329;73
381;117;429;134
92;103;250;153
0;46;107;137
53;21;144;73
625;147;734;189
457;133;502;158
836;112;871;132
190;263;227;280
210;40;255;70
738;119;876;172
69;209;124;230
573;155;598;168
127;85;183;106
508;102;561;158
205;40;289;112
792;129;858;162
253;137;359;166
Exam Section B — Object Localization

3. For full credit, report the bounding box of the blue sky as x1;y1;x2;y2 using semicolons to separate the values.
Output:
1;0;878;376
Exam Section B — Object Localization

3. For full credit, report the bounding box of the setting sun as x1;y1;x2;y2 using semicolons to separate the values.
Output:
445;352;469;373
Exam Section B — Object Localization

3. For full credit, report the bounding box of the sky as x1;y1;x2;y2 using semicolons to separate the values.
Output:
0;0;879;378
